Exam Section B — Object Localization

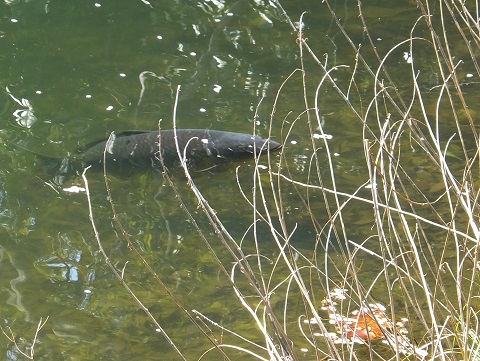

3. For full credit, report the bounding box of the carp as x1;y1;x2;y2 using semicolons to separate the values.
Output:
78;129;282;170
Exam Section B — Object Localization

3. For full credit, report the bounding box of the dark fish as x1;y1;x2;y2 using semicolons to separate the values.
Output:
77;129;282;171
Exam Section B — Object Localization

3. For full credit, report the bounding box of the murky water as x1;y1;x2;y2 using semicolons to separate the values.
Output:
1;0;478;360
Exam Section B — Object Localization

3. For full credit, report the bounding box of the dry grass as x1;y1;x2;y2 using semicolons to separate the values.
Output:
79;1;480;360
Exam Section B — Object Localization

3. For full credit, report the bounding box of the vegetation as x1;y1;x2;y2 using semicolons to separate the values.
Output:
81;1;480;360
4;0;480;360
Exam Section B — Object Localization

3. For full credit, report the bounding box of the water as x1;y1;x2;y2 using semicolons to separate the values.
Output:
1;0;478;360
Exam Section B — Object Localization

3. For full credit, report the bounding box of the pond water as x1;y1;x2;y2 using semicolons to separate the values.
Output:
1;1;479;360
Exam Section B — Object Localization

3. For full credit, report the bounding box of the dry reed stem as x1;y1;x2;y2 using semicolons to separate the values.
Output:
78;0;480;360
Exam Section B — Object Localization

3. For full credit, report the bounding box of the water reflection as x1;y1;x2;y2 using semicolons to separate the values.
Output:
5;87;37;129
2;247;30;322
34;236;82;283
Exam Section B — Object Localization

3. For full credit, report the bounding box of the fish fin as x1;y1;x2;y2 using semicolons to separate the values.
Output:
115;130;153;137
11;140;73;181
77;130;153;153
11;139;63;160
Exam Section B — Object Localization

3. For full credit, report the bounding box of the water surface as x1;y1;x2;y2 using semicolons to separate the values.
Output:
0;1;477;360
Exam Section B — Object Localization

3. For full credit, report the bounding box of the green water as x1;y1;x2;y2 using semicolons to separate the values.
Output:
0;1;478;360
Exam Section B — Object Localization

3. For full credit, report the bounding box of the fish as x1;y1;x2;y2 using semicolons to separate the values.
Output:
75;129;282;172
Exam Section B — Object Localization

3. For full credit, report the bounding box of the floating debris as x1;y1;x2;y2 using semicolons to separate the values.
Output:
306;288;428;358
6;86;37;128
